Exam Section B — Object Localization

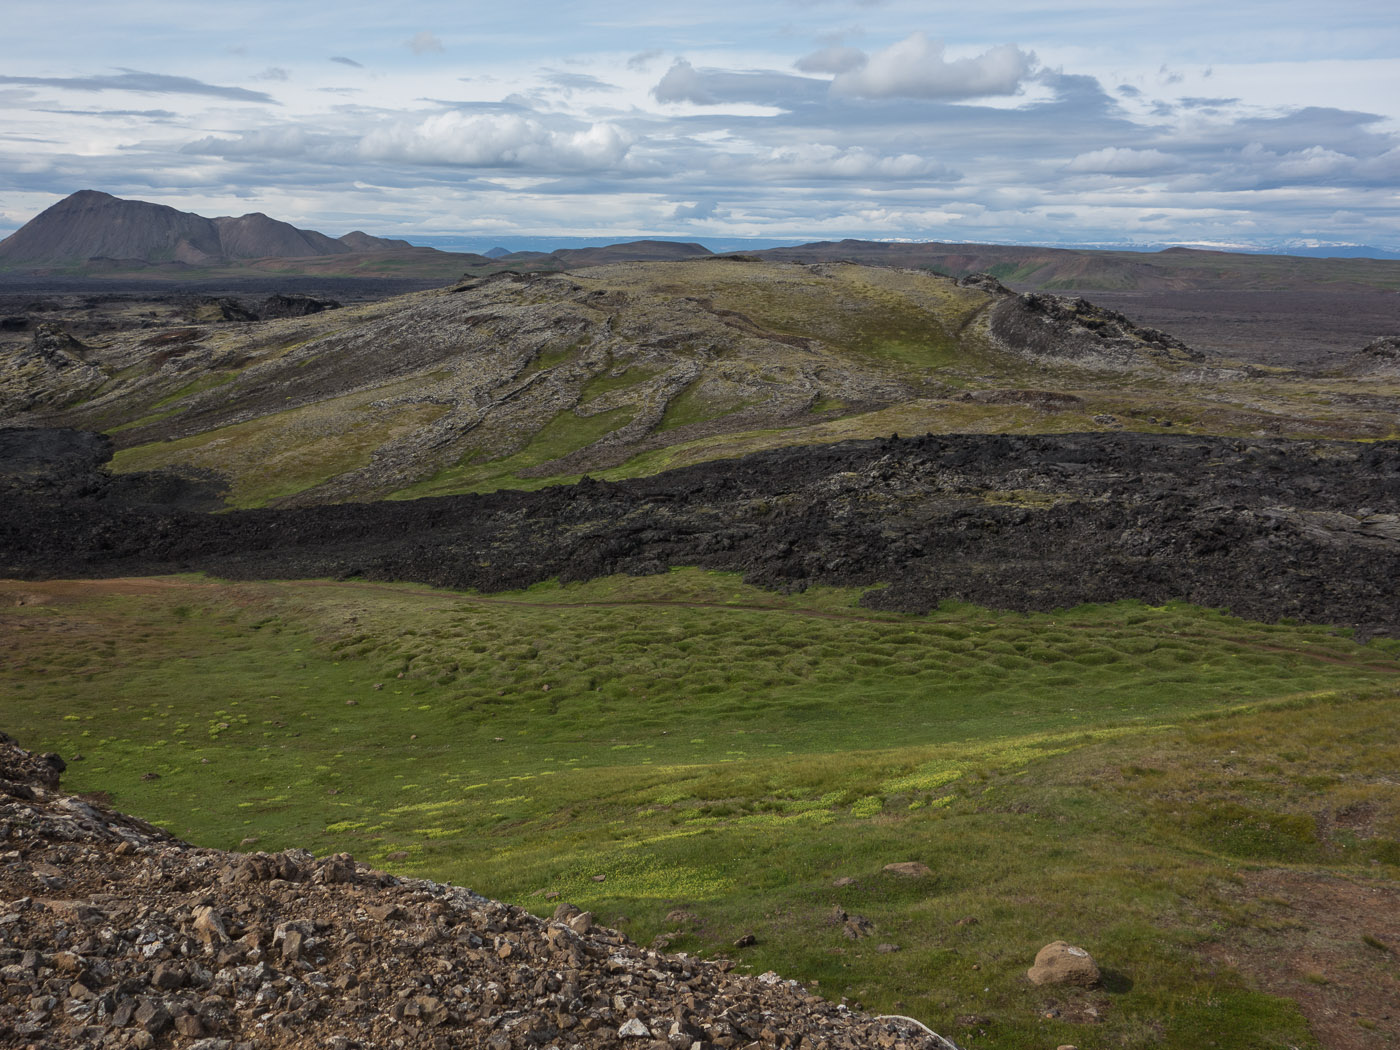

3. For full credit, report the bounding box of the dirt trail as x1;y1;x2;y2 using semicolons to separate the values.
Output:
1208;869;1400;1050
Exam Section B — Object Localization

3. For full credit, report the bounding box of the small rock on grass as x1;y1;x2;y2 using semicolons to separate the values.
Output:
883;861;931;877
843;915;874;939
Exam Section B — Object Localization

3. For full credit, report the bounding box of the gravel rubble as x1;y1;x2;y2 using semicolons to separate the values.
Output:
0;732;959;1050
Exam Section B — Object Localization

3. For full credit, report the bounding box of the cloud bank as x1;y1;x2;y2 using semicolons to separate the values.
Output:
0;70;275;103
2;6;1398;250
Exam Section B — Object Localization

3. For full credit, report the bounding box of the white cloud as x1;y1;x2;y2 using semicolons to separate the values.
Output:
651;60;822;108
671;198;718;220
830;34;1035;99
182;126;329;159
755;143;953;179
653;60;714;105
627;49;664;72
794;46;866;75
407;32;445;56
356;111;632;170
1357;146;1400;181
542;71;620;96
1063;147;1180;174
1271;145;1352;178
1212;142;1364;186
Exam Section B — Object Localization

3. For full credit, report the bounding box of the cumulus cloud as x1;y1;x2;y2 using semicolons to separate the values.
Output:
627;49;663;72
181;126;333;159
1284;146;1353;177
652;60;711;104
828;34;1034;100
1247;142;1353;179
256;67;289;82
756;143;956;180
794;46;866;75
543;72;620;95
671;199;718;220
407;32;445;55
651;60;823;107
1357;146;1400;181
652;60;714;104
1063;147;1181;174
0;70;275;103
330;56;363;68
356;111;632;170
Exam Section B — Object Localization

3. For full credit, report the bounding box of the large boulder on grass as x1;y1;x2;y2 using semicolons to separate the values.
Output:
1027;941;1100;987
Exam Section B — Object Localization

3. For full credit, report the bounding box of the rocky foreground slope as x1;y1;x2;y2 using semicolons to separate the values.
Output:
0;732;958;1050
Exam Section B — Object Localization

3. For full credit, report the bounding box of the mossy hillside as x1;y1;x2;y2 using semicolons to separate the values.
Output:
4;571;1398;1048
642;261;991;371
16;258;1394;507
50;296;408;439
111;386;452;508
390;403;639;499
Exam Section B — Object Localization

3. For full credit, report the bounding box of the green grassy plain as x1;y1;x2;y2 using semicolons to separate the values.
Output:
5;569;1398;1048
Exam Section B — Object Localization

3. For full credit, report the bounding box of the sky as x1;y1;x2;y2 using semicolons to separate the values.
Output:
2;0;1399;251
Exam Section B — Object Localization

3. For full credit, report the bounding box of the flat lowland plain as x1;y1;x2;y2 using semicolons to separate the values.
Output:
4;570;1399;1049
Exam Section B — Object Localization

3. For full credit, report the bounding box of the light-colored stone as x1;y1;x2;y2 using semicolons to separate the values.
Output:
618;1017;652;1038
882;861;932;878
192;905;226;945
280;929;304;963
1027;940;1100;987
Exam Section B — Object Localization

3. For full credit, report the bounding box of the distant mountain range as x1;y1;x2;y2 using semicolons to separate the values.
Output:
3;193;1399;299
0;190;414;267
0;191;721;278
